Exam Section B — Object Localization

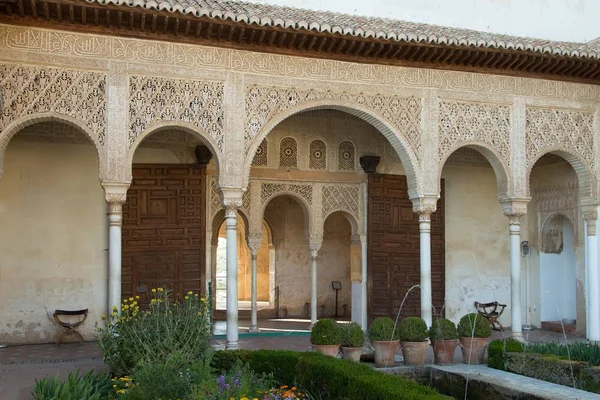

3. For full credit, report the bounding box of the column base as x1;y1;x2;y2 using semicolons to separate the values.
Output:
510;331;525;342
248;326;260;333
225;341;239;350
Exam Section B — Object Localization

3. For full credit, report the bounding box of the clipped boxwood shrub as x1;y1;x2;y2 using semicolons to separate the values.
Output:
341;322;365;347
398;317;428;342
368;317;399;341
429;318;458;341
310;318;343;345
212;350;448;400
487;338;524;370
457;313;491;338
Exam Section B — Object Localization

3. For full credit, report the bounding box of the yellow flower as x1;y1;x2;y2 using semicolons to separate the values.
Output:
116;389;125;394
135;295;140;299
123;298;128;303
112;305;118;311
129;297;134;301
120;377;132;382
188;291;193;295
112;384;117;388
158;287;164;292
184;296;189;300
151;288;156;293
200;297;206;302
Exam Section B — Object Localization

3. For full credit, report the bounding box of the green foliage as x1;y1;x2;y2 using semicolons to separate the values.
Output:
96;288;211;376
310;318;343;345
457;313;491;338
398;317;428;342
341;322;365;347
212;350;448;400
368;317;399;342
32;370;111;400
525;342;600;367
487;338;524;370
429;318;458;341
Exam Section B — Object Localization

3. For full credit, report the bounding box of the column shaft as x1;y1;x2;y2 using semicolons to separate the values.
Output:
225;209;239;349
360;234;368;331
586;215;600;341
311;250;318;326
419;216;432;327
108;203;123;313
249;250;259;332
510;222;523;339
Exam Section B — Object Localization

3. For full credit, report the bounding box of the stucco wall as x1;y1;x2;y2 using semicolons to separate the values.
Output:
442;163;511;325
0;141;106;344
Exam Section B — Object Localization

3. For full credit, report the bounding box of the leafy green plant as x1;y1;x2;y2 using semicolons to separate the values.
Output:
429;318;458;341
398;317;428;342
32;370;111;400
487;338;524;370
341;322;365;347
310;318;343;345
457;313;491;338
525;342;600;367
368;317;399;341
96;288;211;376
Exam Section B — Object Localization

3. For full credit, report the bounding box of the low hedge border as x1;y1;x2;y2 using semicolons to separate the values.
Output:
487;339;600;393
211;350;449;400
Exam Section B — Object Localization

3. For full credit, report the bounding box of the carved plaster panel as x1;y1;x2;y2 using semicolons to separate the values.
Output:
530;182;579;248
525;108;594;172
3;25;597;102
0;62;106;150
321;184;361;233
438;100;511;166
244;85;422;161
128;75;224;150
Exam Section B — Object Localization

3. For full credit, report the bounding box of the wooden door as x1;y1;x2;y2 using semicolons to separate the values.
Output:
367;174;445;322
122;165;206;307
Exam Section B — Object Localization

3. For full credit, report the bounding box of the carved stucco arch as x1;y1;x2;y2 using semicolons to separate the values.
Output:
260;192;314;236
0;113;105;181
127;121;222;181
540;211;578;252
527;149;596;204
210;207;251;245
244;100;422;197
438;142;511;199
323;209;359;237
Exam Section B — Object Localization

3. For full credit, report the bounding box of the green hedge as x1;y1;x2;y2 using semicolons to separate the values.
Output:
211;350;449;400
487;338;524;370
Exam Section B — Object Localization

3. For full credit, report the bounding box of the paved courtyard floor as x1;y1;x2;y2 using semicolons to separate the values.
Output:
0;320;588;400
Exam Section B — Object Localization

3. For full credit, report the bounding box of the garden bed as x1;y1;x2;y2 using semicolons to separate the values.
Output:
487;339;600;394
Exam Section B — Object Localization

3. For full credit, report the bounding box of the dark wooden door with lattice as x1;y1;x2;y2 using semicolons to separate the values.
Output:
367;174;445;322
122;165;206;307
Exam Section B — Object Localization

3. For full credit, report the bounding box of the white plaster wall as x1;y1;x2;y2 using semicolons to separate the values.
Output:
0;141;106;344
247;0;598;42
442;164;511;326
539;219;577;321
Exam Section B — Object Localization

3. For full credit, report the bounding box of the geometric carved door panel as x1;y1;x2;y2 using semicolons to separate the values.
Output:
367;174;445;323
122;165;206;307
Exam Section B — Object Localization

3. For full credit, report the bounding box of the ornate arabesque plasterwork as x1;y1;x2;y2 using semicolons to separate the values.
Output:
3;25;597;102
244;85;422;160
260;182;313;206
529;181;579;248
279;137;298;168
322;185;361;223
438;100;511;165
338;141;356;171
0;62;106;149
309;140;326;170
525;108;595;172
252;139;268;166
128;75;224;150
209;177;251;219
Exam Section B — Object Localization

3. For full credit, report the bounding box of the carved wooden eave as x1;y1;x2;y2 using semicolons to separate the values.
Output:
0;0;599;84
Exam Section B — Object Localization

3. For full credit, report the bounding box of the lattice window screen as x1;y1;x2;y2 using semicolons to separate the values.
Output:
252;139;268;166
279;137;298;167
338;141;355;171
309;140;327;170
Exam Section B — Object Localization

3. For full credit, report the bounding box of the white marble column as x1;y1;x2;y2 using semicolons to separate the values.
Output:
360;234;368;331
102;182;129;316
309;236;323;328
503;200;528;340
248;236;262;333
584;208;600;341
412;198;437;328
224;204;240;349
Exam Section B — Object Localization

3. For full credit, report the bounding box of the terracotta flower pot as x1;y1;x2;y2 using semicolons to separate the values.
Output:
311;344;340;357
400;341;428;366
459;337;488;364
431;339;458;365
340;346;363;362
371;340;399;367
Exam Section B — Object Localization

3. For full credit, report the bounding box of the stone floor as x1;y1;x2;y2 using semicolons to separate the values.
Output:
0;321;588;400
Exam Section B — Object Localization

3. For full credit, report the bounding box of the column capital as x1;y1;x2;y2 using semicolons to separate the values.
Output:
307;233;323;256
411;195;438;220
102;181;130;205
350;234;361;245
501;198;530;225
220;187;244;216
247;231;263;254
582;205;598;236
